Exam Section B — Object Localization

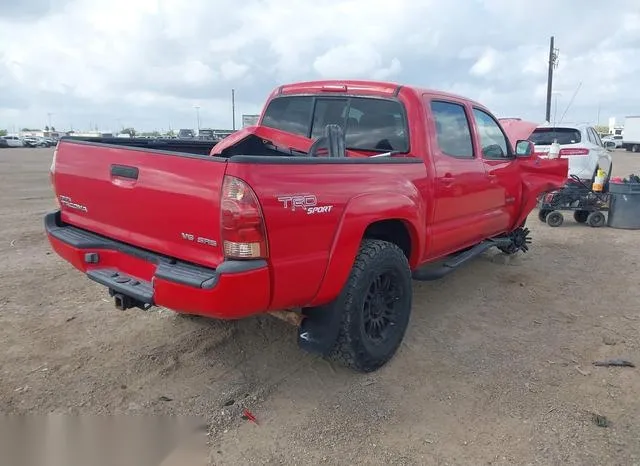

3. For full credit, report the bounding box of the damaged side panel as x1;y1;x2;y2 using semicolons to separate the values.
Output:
514;156;569;227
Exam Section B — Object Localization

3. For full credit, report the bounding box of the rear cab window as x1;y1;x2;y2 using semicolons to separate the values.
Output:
261;95;409;153
260;96;314;136
529;127;581;145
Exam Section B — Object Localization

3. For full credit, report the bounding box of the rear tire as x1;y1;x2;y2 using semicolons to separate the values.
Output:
546;211;564;227
326;239;412;373
587;211;606;228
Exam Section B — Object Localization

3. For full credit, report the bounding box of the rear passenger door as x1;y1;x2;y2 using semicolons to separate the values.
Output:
426;98;493;258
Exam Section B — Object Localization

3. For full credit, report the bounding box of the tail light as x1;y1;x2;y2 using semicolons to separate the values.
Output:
220;176;268;259
50;142;60;208
559;148;589;157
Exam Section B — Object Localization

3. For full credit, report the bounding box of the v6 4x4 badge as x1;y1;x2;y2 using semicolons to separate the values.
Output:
277;194;334;215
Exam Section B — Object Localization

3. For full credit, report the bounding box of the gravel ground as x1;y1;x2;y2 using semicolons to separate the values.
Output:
1;147;639;465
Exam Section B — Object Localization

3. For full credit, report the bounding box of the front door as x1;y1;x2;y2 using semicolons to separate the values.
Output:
471;107;521;235
426;98;493;259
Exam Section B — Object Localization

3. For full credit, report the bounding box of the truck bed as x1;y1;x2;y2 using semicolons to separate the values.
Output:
61;136;219;156
51;138;229;268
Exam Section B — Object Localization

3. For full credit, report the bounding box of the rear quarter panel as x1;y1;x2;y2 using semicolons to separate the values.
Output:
226;160;427;310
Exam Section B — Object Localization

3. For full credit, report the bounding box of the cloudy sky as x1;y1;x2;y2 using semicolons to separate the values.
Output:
1;0;639;133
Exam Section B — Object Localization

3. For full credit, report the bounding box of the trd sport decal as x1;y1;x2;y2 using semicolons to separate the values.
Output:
276;194;334;215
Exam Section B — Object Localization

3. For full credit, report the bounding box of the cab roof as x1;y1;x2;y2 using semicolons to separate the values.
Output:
275;79;485;107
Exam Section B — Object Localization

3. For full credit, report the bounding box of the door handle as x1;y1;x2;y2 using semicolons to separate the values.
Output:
111;164;139;180
442;173;454;186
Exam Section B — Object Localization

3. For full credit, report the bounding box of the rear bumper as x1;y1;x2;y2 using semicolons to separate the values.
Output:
44;210;271;319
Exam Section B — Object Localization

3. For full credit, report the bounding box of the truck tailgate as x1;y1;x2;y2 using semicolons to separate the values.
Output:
52;140;228;268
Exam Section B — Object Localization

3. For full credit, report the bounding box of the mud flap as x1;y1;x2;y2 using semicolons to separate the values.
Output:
297;303;344;356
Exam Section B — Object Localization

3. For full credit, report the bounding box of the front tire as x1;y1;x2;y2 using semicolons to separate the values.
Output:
326;239;412;373
538;209;552;222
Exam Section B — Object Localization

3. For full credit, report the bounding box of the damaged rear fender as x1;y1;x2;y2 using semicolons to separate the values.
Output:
514;156;569;228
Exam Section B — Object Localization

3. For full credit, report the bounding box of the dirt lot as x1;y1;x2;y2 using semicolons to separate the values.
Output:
1;147;639;465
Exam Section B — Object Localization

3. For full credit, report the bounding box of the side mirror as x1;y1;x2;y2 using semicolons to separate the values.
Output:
604;141;616;151
515;139;534;157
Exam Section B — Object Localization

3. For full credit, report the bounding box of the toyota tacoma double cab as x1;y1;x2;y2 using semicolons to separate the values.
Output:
45;80;568;372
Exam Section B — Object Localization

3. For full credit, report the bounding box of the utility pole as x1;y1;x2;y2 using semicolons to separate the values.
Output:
194;105;201;131
545;36;559;123
231;89;236;131
47;112;53;129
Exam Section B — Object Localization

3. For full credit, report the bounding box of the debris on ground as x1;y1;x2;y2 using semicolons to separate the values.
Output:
575;366;591;376
593;359;635;368
591;413;611;428
242;409;258;425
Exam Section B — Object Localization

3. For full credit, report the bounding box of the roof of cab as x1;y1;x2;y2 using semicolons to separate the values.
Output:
275;79;484;106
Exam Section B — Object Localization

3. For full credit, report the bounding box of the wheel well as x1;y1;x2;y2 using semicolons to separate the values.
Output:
363;219;412;259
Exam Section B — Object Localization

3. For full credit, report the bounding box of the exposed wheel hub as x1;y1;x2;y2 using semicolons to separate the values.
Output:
511;227;532;252
499;226;532;255
363;272;400;342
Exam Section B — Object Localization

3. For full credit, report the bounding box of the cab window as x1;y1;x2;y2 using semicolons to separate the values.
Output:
430;100;474;158
472;108;512;159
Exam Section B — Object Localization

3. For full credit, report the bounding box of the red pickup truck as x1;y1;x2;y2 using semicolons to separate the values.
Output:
45;80;567;372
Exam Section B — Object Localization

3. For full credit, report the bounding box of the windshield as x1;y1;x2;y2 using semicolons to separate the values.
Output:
529;127;582;145
262;95;409;153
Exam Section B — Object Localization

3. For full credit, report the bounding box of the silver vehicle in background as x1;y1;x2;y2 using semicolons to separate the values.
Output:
1;135;25;147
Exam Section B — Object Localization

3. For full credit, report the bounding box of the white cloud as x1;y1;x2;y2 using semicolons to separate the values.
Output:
469;47;500;77
220;60;250;81
313;43;401;79
0;0;639;131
